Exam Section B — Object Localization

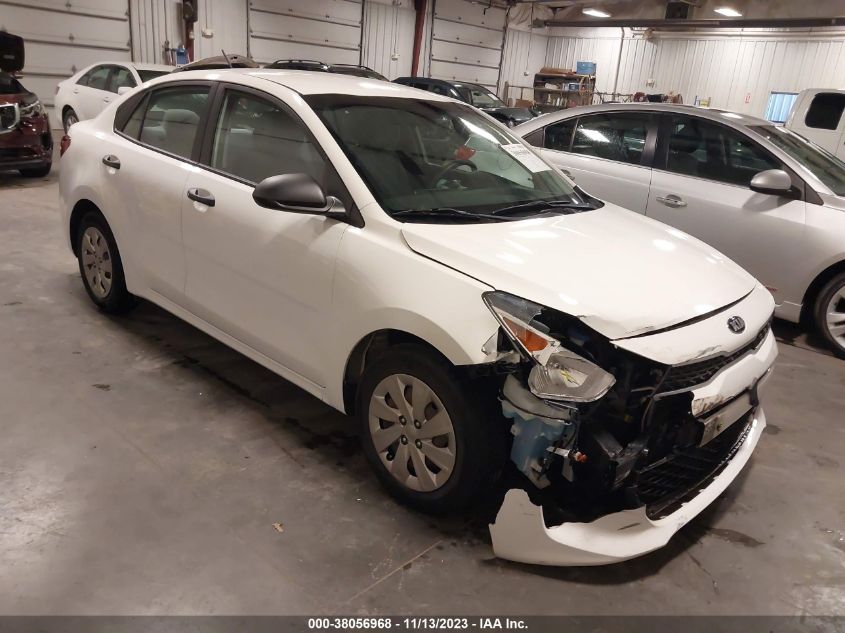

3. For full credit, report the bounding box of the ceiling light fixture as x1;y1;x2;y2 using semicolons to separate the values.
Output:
714;7;743;17
582;8;611;18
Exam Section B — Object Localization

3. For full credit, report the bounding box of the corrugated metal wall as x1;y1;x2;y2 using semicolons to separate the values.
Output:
543;27;845;116
361;0;415;79
499;28;549;102
130;0;182;64
649;31;845;114
1;0;131;126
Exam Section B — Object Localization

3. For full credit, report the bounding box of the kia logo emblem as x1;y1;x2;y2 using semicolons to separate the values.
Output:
727;316;746;334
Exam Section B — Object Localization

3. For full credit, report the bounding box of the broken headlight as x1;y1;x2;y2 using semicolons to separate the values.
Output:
19;98;45;119
483;290;615;403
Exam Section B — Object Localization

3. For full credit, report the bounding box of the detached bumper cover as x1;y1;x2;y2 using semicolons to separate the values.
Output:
490;408;765;566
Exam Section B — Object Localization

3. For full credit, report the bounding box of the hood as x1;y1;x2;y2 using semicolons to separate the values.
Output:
0;93;33;104
401;205;757;340
483;107;534;123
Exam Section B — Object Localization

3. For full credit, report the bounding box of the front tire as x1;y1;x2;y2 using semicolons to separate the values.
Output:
357;345;507;514
75;211;136;314
814;272;845;359
19;164;52;178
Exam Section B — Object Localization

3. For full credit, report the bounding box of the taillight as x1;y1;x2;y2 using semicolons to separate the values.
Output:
59;134;71;157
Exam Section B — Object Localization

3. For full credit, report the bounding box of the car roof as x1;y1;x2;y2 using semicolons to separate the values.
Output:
132;62;173;72
516;102;772;134
149;68;450;99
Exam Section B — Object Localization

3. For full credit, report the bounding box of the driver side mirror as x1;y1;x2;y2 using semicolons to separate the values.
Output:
253;173;347;219
749;169;795;197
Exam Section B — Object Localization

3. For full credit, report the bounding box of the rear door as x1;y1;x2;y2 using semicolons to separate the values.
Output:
527;111;656;213
107;81;213;301
75;65;113;120
181;84;349;386
646;113;807;307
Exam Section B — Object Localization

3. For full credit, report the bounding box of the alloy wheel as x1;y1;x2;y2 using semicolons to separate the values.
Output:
826;286;845;351
368;373;456;493
80;226;113;299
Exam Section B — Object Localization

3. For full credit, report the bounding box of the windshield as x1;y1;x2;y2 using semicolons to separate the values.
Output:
137;69;170;83
306;96;585;220
0;72;26;95
456;84;506;108
751;125;845;196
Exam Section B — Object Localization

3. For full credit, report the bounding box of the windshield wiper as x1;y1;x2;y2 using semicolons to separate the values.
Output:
391;207;507;221
489;198;599;217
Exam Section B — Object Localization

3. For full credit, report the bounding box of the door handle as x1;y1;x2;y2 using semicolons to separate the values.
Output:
187;188;215;207
103;97;111;102
656;194;687;208
102;155;120;169
561;168;572;178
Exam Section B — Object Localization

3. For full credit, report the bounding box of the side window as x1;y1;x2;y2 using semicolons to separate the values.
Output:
209;90;326;185
805;93;845;130
571;113;649;165
665;116;781;186
522;126;544;148
138;85;210;159
544;119;576;152
429;84;450;96
82;66;111;90
109;67;136;93
120;95;147;139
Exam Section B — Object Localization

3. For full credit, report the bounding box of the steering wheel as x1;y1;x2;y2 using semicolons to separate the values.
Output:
429;159;477;188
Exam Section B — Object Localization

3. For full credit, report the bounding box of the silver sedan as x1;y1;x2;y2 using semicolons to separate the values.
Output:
516;103;845;357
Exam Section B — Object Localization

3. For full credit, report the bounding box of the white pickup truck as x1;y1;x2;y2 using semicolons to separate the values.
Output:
785;89;845;159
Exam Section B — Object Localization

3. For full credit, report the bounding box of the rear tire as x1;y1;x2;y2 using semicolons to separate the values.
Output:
357;344;508;514
814;272;845;359
19;164;51;178
75;211;137;314
63;108;79;133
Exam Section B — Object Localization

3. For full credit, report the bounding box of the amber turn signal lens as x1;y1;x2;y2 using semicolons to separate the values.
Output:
501;316;548;353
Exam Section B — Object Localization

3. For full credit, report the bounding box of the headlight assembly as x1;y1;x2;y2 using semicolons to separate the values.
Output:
19;99;45;119
483;290;615;403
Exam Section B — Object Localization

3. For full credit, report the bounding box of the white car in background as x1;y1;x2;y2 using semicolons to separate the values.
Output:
55;61;171;131
785;89;845;159
60;70;777;565
516;103;845;358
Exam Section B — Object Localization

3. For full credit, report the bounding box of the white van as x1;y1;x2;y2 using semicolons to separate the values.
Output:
785;89;845;159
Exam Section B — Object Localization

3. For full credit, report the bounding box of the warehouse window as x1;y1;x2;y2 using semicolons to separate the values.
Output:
763;92;798;124
805;92;845;130
571;113;649;165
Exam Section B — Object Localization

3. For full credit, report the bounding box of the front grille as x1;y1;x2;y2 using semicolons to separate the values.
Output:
658;325;769;393
0;104;18;131
634;414;753;519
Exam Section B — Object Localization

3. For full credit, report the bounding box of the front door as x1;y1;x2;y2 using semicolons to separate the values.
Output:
646;114;807;308
181;86;349;386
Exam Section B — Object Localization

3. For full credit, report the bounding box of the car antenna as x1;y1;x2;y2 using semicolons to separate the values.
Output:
221;50;233;68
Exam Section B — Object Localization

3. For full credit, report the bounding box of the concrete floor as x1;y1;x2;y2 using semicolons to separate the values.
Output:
1;158;844;616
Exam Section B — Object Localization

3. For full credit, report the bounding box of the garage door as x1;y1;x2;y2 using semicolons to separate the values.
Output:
428;0;506;91
248;0;363;66
0;0;130;127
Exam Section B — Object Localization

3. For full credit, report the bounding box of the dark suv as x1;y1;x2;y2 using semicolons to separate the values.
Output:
393;77;536;127
0;72;52;178
265;60;388;81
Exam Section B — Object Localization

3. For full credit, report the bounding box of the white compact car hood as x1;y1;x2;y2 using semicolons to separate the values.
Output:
401;204;757;340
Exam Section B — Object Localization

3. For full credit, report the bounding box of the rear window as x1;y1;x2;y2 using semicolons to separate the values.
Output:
805;93;845;130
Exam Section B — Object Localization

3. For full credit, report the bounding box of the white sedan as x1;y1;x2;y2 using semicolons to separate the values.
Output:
516;103;845;358
55;61;171;131
59;70;776;565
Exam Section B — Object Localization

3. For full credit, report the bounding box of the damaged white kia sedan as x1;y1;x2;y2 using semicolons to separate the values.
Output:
59;70;777;566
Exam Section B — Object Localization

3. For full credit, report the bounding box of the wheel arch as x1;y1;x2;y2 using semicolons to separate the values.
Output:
801;258;845;324
341;329;465;416
68;199;104;255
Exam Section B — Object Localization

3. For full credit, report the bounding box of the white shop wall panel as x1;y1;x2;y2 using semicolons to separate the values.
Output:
130;0;182;64
429;0;506;89
195;0;249;60
361;0;415;79
650;33;845;115
500;28;549;100
614;37;656;95
249;0;363;65
0;0;130;127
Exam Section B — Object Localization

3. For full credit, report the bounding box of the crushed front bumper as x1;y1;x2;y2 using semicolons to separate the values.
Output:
490;307;777;566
